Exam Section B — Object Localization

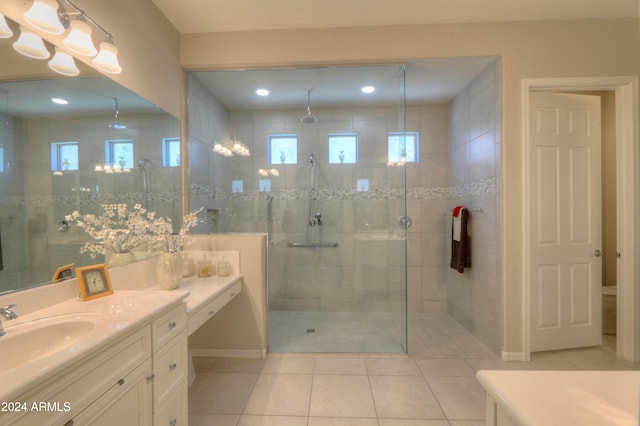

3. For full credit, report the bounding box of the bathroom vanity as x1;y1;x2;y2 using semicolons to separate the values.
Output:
0;276;244;425
0;290;189;425
476;369;640;425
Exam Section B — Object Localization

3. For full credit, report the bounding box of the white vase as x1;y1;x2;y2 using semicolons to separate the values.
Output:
156;251;183;290
109;251;136;266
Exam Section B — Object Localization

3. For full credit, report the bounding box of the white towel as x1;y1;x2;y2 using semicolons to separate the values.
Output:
452;206;464;242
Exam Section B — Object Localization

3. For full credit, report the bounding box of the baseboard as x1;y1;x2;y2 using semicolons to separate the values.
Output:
501;351;528;362
190;348;267;359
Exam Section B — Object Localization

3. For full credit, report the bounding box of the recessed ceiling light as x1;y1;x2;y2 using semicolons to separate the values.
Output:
256;88;270;96
361;85;375;94
51;97;68;105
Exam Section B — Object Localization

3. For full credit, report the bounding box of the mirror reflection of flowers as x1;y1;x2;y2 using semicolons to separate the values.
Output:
66;204;156;258
147;207;203;253
66;204;203;258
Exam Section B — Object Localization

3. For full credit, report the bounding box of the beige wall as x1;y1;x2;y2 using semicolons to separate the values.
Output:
0;0;182;118
181;19;640;356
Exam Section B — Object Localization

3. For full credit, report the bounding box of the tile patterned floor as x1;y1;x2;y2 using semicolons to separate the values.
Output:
189;313;640;425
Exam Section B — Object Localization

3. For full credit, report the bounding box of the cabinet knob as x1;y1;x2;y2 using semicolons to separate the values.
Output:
208;310;215;316
146;374;155;383
117;378;125;386
168;321;177;330
169;362;177;371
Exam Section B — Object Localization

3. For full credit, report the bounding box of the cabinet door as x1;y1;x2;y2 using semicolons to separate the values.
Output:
71;361;153;426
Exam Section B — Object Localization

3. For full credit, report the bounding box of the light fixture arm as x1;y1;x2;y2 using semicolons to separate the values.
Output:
62;0;114;42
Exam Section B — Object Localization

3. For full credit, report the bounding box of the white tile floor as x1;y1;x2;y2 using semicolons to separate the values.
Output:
189;313;640;425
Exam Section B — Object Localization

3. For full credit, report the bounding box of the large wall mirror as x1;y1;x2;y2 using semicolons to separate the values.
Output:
0;17;181;295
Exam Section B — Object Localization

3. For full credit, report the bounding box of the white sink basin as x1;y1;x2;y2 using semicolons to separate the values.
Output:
0;313;109;372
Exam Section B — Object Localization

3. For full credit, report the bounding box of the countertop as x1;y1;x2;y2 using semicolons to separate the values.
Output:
476;369;640;425
0;290;189;402
149;274;242;314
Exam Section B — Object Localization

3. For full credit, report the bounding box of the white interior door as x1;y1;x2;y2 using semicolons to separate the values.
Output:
529;91;602;352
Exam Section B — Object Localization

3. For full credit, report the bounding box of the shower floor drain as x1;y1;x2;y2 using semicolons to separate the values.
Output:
306;328;316;333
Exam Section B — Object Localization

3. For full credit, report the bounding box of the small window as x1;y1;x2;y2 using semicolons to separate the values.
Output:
388;132;419;163
0;145;4;172
259;179;271;192
328;133;358;164
162;137;180;167
51;141;79;171
268;134;297;164
232;179;244;193
105;139;134;169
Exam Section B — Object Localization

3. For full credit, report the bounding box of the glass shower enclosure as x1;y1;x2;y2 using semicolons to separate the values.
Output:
188;65;408;353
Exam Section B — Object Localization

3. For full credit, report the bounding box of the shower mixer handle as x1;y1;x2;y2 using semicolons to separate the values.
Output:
315;212;322;225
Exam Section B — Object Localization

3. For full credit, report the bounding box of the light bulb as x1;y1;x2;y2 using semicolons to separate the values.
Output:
24;0;65;35
0;13;13;39
92;41;121;74
48;47;80;76
63;20;97;57
13;26;50;59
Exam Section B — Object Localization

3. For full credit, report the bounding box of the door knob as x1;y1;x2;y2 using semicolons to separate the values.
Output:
593;249;602;257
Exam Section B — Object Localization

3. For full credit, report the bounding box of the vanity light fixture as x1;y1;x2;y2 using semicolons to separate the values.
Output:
361;85;376;94
13;26;50;59
18;0;122;74
256;88;270;96
0;13;14;39
48;47;80;76
24;0;65;35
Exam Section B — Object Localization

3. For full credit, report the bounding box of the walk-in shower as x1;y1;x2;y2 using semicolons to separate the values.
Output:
189;64;408;354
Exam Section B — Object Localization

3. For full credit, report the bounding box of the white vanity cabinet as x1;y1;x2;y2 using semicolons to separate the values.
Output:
5;325;153;426
151;304;189;426
2;301;189;426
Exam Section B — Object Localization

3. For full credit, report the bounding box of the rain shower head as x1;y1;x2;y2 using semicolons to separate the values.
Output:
301;90;317;124
107;97;126;129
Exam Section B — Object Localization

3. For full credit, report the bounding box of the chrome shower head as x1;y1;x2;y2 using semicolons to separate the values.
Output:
107;97;127;129
301;90;317;123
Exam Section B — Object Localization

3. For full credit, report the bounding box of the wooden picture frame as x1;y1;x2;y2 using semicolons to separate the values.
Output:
76;263;113;301
52;263;74;282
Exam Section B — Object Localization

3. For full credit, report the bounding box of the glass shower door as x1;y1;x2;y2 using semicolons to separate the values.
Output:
189;64;408;354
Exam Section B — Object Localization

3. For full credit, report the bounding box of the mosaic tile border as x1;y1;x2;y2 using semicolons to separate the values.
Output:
190;176;497;202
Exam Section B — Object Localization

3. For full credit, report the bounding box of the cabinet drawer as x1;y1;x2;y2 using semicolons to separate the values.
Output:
188;280;242;335
70;360;153;426
8;326;151;426
154;379;188;426
152;304;187;348
153;331;187;409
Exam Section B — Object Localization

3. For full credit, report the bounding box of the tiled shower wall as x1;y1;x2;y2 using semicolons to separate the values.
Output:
446;60;502;353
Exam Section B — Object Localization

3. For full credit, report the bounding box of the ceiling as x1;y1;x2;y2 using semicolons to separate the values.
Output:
152;0;639;34
161;0;637;110
3;1;637;115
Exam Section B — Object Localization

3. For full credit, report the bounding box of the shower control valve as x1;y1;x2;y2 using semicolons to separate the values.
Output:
398;215;412;229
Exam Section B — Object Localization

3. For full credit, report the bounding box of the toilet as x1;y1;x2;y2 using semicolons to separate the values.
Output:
602;286;617;335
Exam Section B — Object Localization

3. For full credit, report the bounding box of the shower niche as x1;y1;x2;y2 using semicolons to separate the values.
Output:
188;64;408;354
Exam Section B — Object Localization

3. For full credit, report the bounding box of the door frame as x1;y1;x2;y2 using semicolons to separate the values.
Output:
522;76;640;362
